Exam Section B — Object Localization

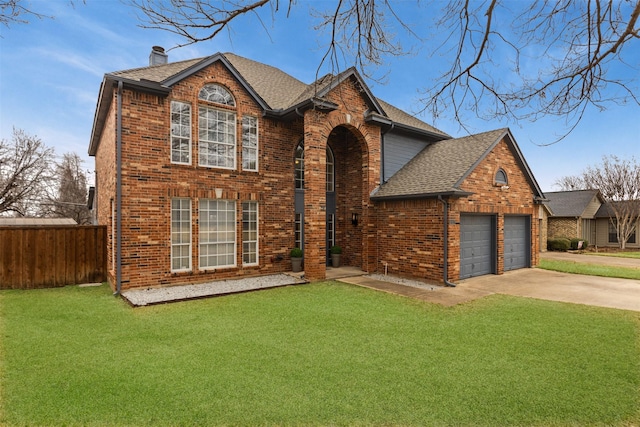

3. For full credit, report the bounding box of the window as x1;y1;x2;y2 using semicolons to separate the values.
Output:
326;147;335;192
198;84;235;106
294;213;303;249
327;213;335;248
171;198;191;271
495;168;508;185
170;101;191;164
199;200;236;268
609;220;636;244
295;142;304;189
242;116;258;171
198;107;236;168
242;202;258;265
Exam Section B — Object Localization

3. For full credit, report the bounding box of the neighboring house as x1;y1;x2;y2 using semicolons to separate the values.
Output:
594;202;639;249
544;190;604;244
89;47;546;292
544;190;639;249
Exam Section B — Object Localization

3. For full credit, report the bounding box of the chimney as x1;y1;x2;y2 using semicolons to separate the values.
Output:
149;46;168;66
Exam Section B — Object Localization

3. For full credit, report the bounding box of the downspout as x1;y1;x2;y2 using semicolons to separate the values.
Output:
115;80;123;296
438;195;456;287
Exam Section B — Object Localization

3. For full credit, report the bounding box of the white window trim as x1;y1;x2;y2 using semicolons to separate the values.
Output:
171;198;192;272
170;101;192;165
242;201;259;266
242;115;258;172
198;106;237;170
199;199;237;270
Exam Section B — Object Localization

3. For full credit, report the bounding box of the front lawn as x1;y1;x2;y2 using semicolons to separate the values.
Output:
1;282;639;426
587;251;640;259
540;258;640;280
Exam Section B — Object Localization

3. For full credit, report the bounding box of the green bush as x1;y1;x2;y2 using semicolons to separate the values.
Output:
569;238;589;250
290;247;303;258
548;238;571;251
330;245;342;254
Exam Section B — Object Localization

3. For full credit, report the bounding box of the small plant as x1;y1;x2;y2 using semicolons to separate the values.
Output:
290;247;303;258
330;245;342;254
548;238;571;251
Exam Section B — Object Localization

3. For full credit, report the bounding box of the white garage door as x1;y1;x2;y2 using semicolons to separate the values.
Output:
504;216;530;271
460;215;495;279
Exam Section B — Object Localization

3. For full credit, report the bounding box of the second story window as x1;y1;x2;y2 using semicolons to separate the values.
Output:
170;101;191;164
199;84;235;106
198;84;236;169
242;116;258;171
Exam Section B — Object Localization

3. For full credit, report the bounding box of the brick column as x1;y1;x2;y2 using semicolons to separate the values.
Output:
303;110;327;280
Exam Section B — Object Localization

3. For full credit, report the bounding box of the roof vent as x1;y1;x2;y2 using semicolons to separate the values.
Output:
149;46;168;66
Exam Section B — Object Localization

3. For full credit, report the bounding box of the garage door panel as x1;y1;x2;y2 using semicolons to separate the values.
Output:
460;215;495;279
504;216;530;271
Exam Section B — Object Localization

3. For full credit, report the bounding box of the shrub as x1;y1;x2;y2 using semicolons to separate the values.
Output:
290;247;303;258
330;245;342;254
548;238;571;251
569;238;589;250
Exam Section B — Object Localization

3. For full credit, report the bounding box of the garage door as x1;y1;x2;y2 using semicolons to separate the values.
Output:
504;216;530;271
460;215;495;279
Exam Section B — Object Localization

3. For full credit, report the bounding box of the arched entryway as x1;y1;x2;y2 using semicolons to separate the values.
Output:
293;125;366;270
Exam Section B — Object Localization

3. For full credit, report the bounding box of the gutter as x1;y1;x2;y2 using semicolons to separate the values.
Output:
115;80;123;296
438;195;457;287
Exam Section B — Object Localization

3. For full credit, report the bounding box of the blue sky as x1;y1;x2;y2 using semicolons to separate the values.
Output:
1;1;638;191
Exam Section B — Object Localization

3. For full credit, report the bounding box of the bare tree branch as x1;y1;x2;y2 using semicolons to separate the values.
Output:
0;128;55;216
128;0;640;140
558;155;640;249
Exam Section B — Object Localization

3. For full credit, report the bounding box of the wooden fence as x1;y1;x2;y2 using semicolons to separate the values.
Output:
0;226;107;290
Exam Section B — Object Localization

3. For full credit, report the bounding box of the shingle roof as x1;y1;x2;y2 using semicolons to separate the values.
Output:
104;52;448;137
371;128;508;199
544;190;601;217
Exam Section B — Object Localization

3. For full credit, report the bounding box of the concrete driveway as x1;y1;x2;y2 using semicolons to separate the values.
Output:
453;252;640;311
457;268;640;312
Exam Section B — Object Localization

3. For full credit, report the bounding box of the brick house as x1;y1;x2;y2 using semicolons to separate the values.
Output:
89;48;545;292
545;189;603;245
545;190;639;248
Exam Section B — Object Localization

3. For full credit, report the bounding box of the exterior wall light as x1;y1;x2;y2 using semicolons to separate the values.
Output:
352;213;359;226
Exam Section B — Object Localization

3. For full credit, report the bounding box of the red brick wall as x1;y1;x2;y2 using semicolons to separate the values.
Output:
373;136;540;283
95;63;308;290
94;65;382;289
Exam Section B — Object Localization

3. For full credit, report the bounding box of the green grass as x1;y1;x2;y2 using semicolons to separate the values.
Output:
586;251;640;259
1;282;639;426
540;258;640;280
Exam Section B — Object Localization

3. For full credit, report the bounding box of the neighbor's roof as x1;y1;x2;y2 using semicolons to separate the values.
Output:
594;200;640;218
0;218;77;226
371;128;544;200
90;52;448;155
544;190;603;217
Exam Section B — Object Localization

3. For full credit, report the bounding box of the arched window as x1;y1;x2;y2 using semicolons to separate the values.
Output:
198;84;235;106
294;141;304;190
198;84;236;169
326;147;335;192
495;168;508;185
294;142;335;191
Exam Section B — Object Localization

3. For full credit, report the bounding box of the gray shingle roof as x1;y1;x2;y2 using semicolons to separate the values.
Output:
544;190;601;217
371;128;508;199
